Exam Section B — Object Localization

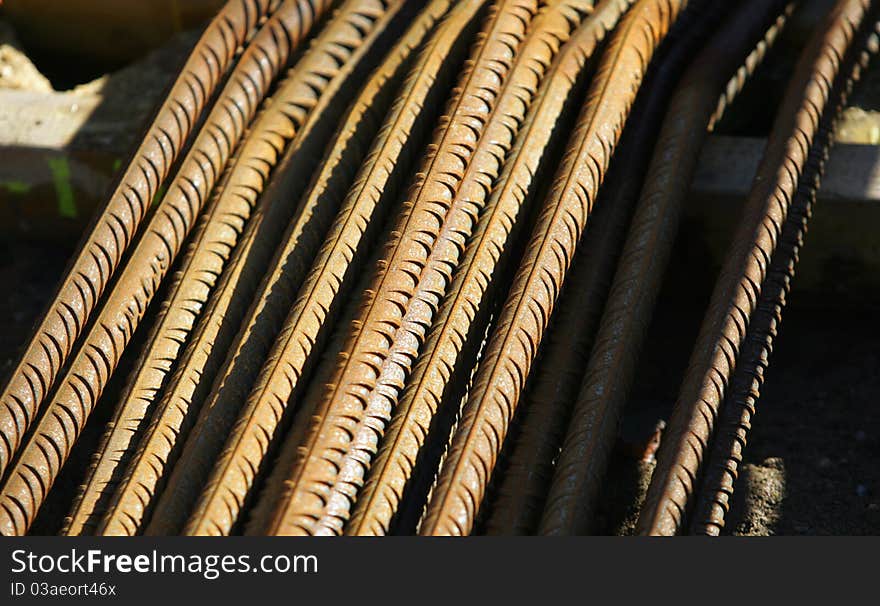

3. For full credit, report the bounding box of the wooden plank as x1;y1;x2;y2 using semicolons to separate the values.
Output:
693;135;880;202
689;136;880;298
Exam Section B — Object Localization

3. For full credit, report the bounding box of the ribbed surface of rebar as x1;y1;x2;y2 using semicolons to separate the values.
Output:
1;0;874;536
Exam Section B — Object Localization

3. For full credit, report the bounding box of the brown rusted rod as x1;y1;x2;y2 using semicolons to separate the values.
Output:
689;23;878;537
254;0;543;536
60;0;335;537
244;254;387;532
348;0;632;537
689;146;822;536
148;3;481;533
179;0;455;537
483;0;723;536
0;0;279;481
61;151;269;536
0;0;340;537
86;0;415;537
146;0;464;534
637;0;878;536
244;232;400;527
332;0;601;536
419;0;689;537
538;0;792;537
238;0;492;536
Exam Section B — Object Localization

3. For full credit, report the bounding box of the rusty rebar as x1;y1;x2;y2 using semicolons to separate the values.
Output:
244;247;389;533
419;0;689;536
0;0;403;531
239;0;491;535
348;0;635;537
482;0;724;536
538;0;792;536
689;146;822;536
689;18;879;537
180;0;455;536
60;0;335;537
637;0;878;536
332;0;603;536
3;0;868;539
254;0;544;536
89;0;414;537
0;0;279;482
144;0;479;536
0;0;353;536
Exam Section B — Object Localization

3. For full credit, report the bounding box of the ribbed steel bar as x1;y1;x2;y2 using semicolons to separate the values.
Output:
637;0;878;536
689;17;878;538
539;0;792;536
483;0;723;536
319;0;598;536
419;0;690;537
0;1;353;536
104;190;273;535
256;0;543;536
244;250;386;533
348;0;634;537
60;0;335;537
82;0;413;537
0;0;279;481
143;0;465;536
180;0;455;536
689;145;822;536
238;0;492;536
708;9;793;129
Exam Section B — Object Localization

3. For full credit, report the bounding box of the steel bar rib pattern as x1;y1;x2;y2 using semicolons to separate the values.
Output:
146;0;488;537
1;0;875;535
349;0;635;537
102;0;414;536
483;0;728;536
255;0;544;536
420;0;690;536
687;31;876;529
638;0;879;536
0;0;279;483
181;0;456;537
539;0;794;536
61;0;336;537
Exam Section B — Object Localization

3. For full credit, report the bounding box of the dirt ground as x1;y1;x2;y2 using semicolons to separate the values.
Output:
587;218;880;535
724;303;880;535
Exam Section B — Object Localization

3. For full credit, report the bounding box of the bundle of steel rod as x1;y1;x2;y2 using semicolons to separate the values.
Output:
0;0;876;536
